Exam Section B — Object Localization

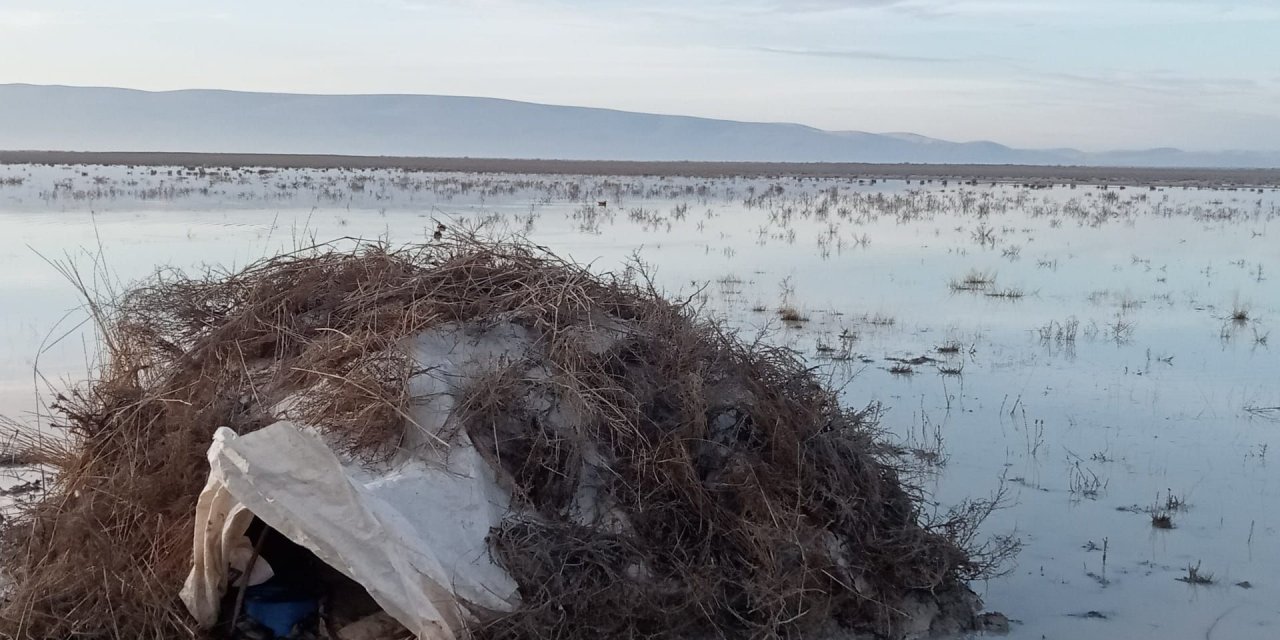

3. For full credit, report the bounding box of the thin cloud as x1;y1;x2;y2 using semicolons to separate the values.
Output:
740;0;951;20
754;46;953;63
1028;69;1263;97
759;0;913;9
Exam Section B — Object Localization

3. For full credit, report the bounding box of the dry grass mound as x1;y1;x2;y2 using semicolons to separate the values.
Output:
0;237;1013;639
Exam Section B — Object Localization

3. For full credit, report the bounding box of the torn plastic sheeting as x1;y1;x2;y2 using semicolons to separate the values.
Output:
180;421;519;640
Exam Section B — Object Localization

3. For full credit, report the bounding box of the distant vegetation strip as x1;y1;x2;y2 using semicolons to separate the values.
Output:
2;151;1280;187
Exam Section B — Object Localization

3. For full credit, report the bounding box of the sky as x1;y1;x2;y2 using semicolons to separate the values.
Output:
1;0;1278;151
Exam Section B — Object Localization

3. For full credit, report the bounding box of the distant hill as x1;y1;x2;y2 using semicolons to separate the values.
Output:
1;84;1277;168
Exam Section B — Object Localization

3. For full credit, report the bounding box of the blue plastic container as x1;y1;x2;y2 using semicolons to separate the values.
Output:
243;583;318;637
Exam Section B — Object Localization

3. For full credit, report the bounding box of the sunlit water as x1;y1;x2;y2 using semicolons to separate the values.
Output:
1;164;1278;639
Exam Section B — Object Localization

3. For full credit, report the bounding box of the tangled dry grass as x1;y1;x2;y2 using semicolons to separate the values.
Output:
0;236;1014;639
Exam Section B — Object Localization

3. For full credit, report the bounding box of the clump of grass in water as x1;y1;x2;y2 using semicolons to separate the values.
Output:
888;363;915;376
778;307;808;323
935;341;963;355
1229;293;1252;323
949;269;996;292
971;223;997;246
1037;317;1079;344
1107;315;1136;343
905;418;948;467
1118;292;1143;312
1177;561;1215;585
985;287;1025;299
867;312;896;326
1068;460;1106;499
1145;491;1188;528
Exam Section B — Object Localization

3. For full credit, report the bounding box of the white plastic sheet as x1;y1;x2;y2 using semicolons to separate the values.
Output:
180;421;519;639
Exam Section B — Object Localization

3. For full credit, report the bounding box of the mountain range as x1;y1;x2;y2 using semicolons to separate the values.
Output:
1;84;1276;168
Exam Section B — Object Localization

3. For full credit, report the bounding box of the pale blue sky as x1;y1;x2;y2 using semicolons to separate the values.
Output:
2;0;1277;151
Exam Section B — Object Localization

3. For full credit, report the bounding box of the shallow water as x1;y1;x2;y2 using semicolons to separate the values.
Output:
1;163;1278;639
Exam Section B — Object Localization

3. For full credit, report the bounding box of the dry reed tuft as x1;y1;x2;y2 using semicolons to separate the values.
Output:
0;236;1012;639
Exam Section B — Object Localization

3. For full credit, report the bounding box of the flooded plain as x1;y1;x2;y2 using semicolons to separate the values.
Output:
1;163;1277;639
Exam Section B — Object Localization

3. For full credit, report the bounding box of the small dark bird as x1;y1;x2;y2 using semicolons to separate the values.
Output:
433;222;446;240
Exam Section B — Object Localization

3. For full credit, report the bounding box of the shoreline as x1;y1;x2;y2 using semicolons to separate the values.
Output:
2;150;1279;188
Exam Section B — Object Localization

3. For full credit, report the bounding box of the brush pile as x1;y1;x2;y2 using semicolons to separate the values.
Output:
0;237;1012;639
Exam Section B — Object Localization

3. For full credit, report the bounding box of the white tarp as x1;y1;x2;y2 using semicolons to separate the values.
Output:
180;421;519;639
